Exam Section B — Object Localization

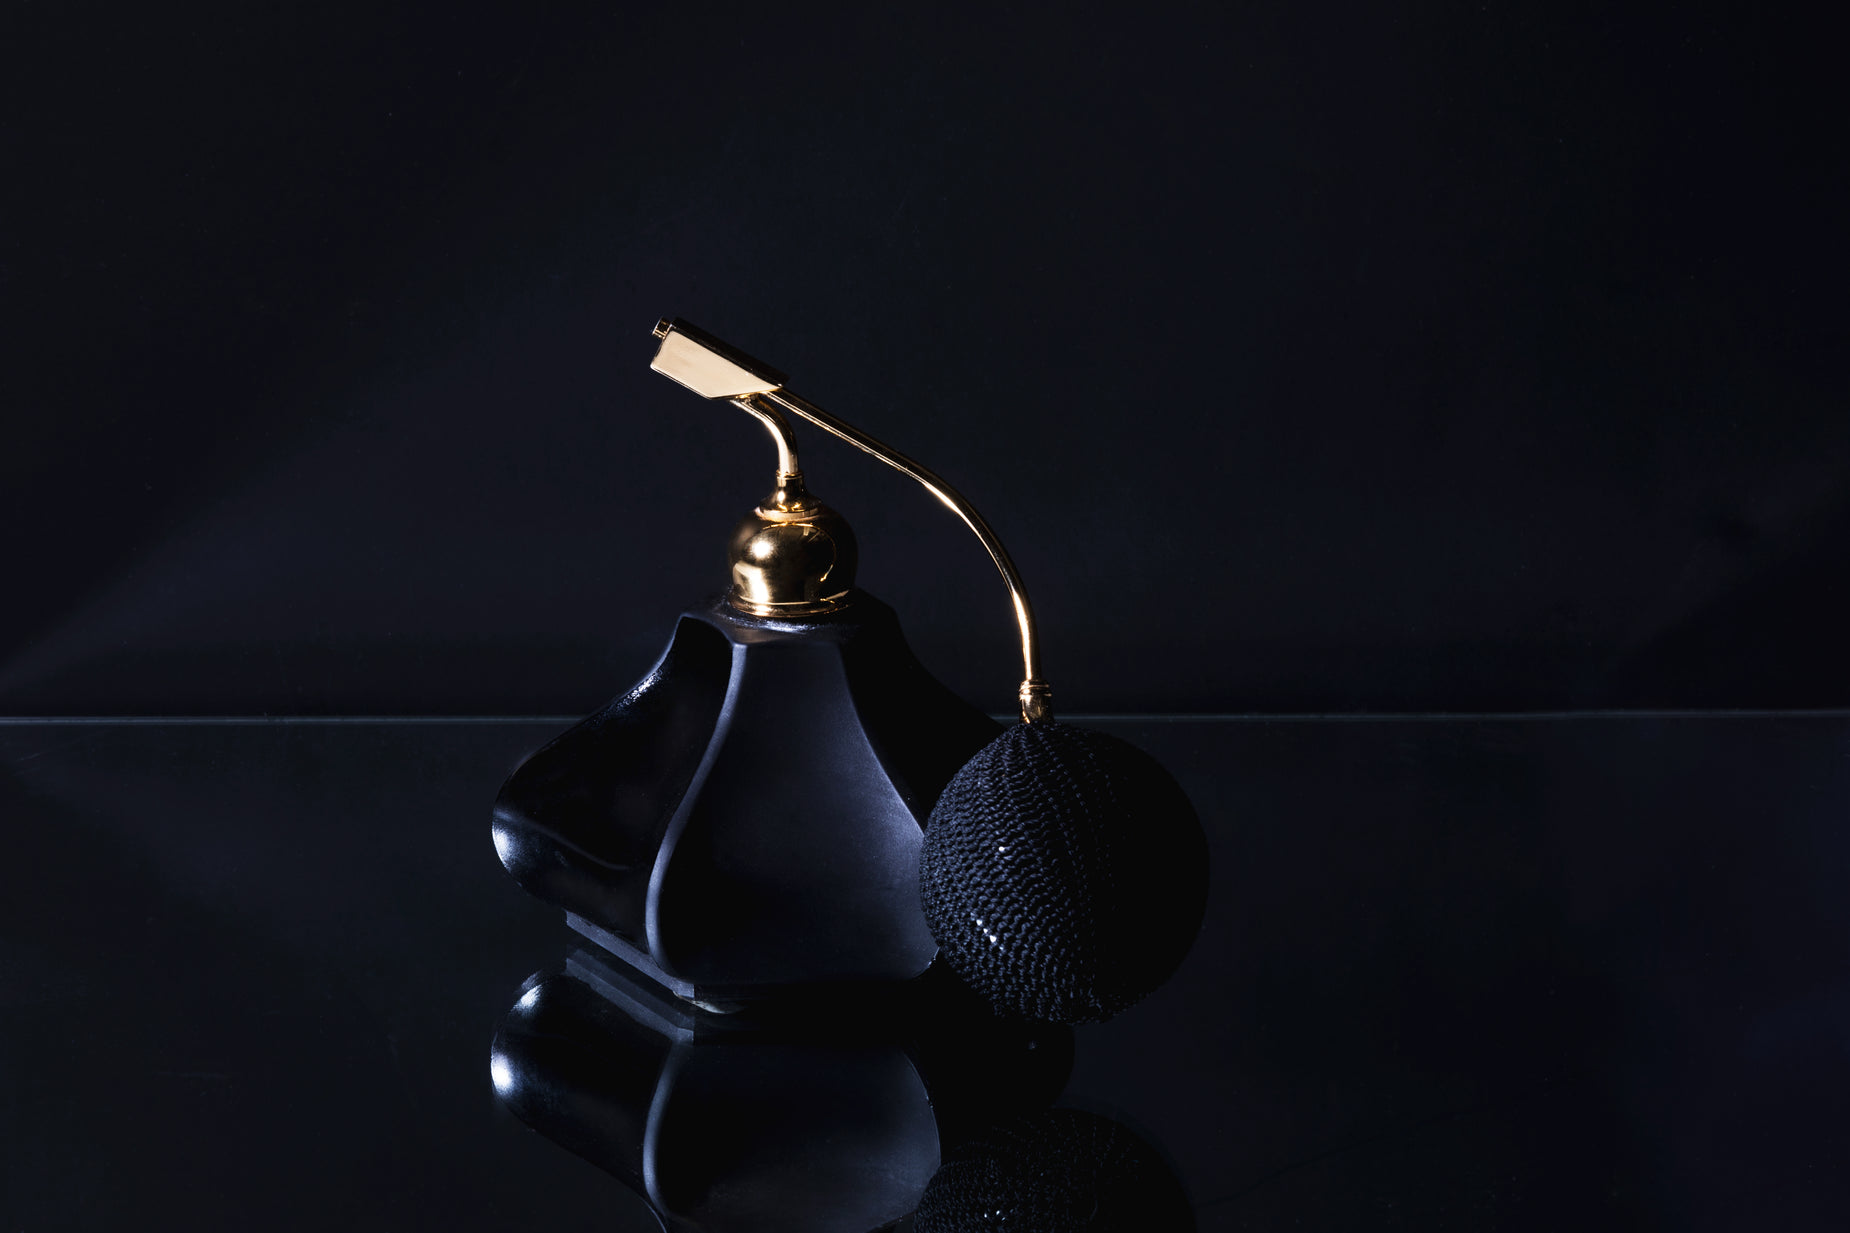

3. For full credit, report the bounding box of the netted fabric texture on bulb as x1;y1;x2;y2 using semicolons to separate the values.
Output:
914;1108;1196;1233
920;722;1209;1023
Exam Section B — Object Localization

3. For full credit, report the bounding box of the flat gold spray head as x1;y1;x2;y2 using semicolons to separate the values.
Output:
649;318;785;399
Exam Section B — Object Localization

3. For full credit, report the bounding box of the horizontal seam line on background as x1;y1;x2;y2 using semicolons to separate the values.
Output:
1;710;1848;726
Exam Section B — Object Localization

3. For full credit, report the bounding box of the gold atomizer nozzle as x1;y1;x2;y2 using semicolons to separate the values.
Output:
650;317;786;398
648;317;1052;724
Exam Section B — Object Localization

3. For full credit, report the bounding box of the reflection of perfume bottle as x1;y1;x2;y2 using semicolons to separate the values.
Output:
490;948;1072;1232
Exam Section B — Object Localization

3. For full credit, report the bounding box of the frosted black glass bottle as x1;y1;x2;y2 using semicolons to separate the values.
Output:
492;592;998;1002
492;321;998;1002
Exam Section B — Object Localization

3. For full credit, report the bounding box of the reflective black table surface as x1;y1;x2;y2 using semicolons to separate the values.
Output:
4;714;1848;1230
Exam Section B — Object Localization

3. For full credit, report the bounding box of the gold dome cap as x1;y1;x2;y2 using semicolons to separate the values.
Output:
725;474;858;617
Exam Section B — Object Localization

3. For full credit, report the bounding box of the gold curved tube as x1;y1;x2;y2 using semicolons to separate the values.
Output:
744;389;1051;724
732;397;802;481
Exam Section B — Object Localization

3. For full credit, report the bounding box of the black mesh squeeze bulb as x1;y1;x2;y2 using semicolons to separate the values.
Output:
649;318;1210;1024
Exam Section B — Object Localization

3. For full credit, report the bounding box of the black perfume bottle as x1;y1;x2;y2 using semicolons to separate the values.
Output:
492;593;998;1001
495;319;1206;1022
493;321;1010;1002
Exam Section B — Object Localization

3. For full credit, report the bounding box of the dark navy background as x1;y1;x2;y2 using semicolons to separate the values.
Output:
6;1;1846;716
